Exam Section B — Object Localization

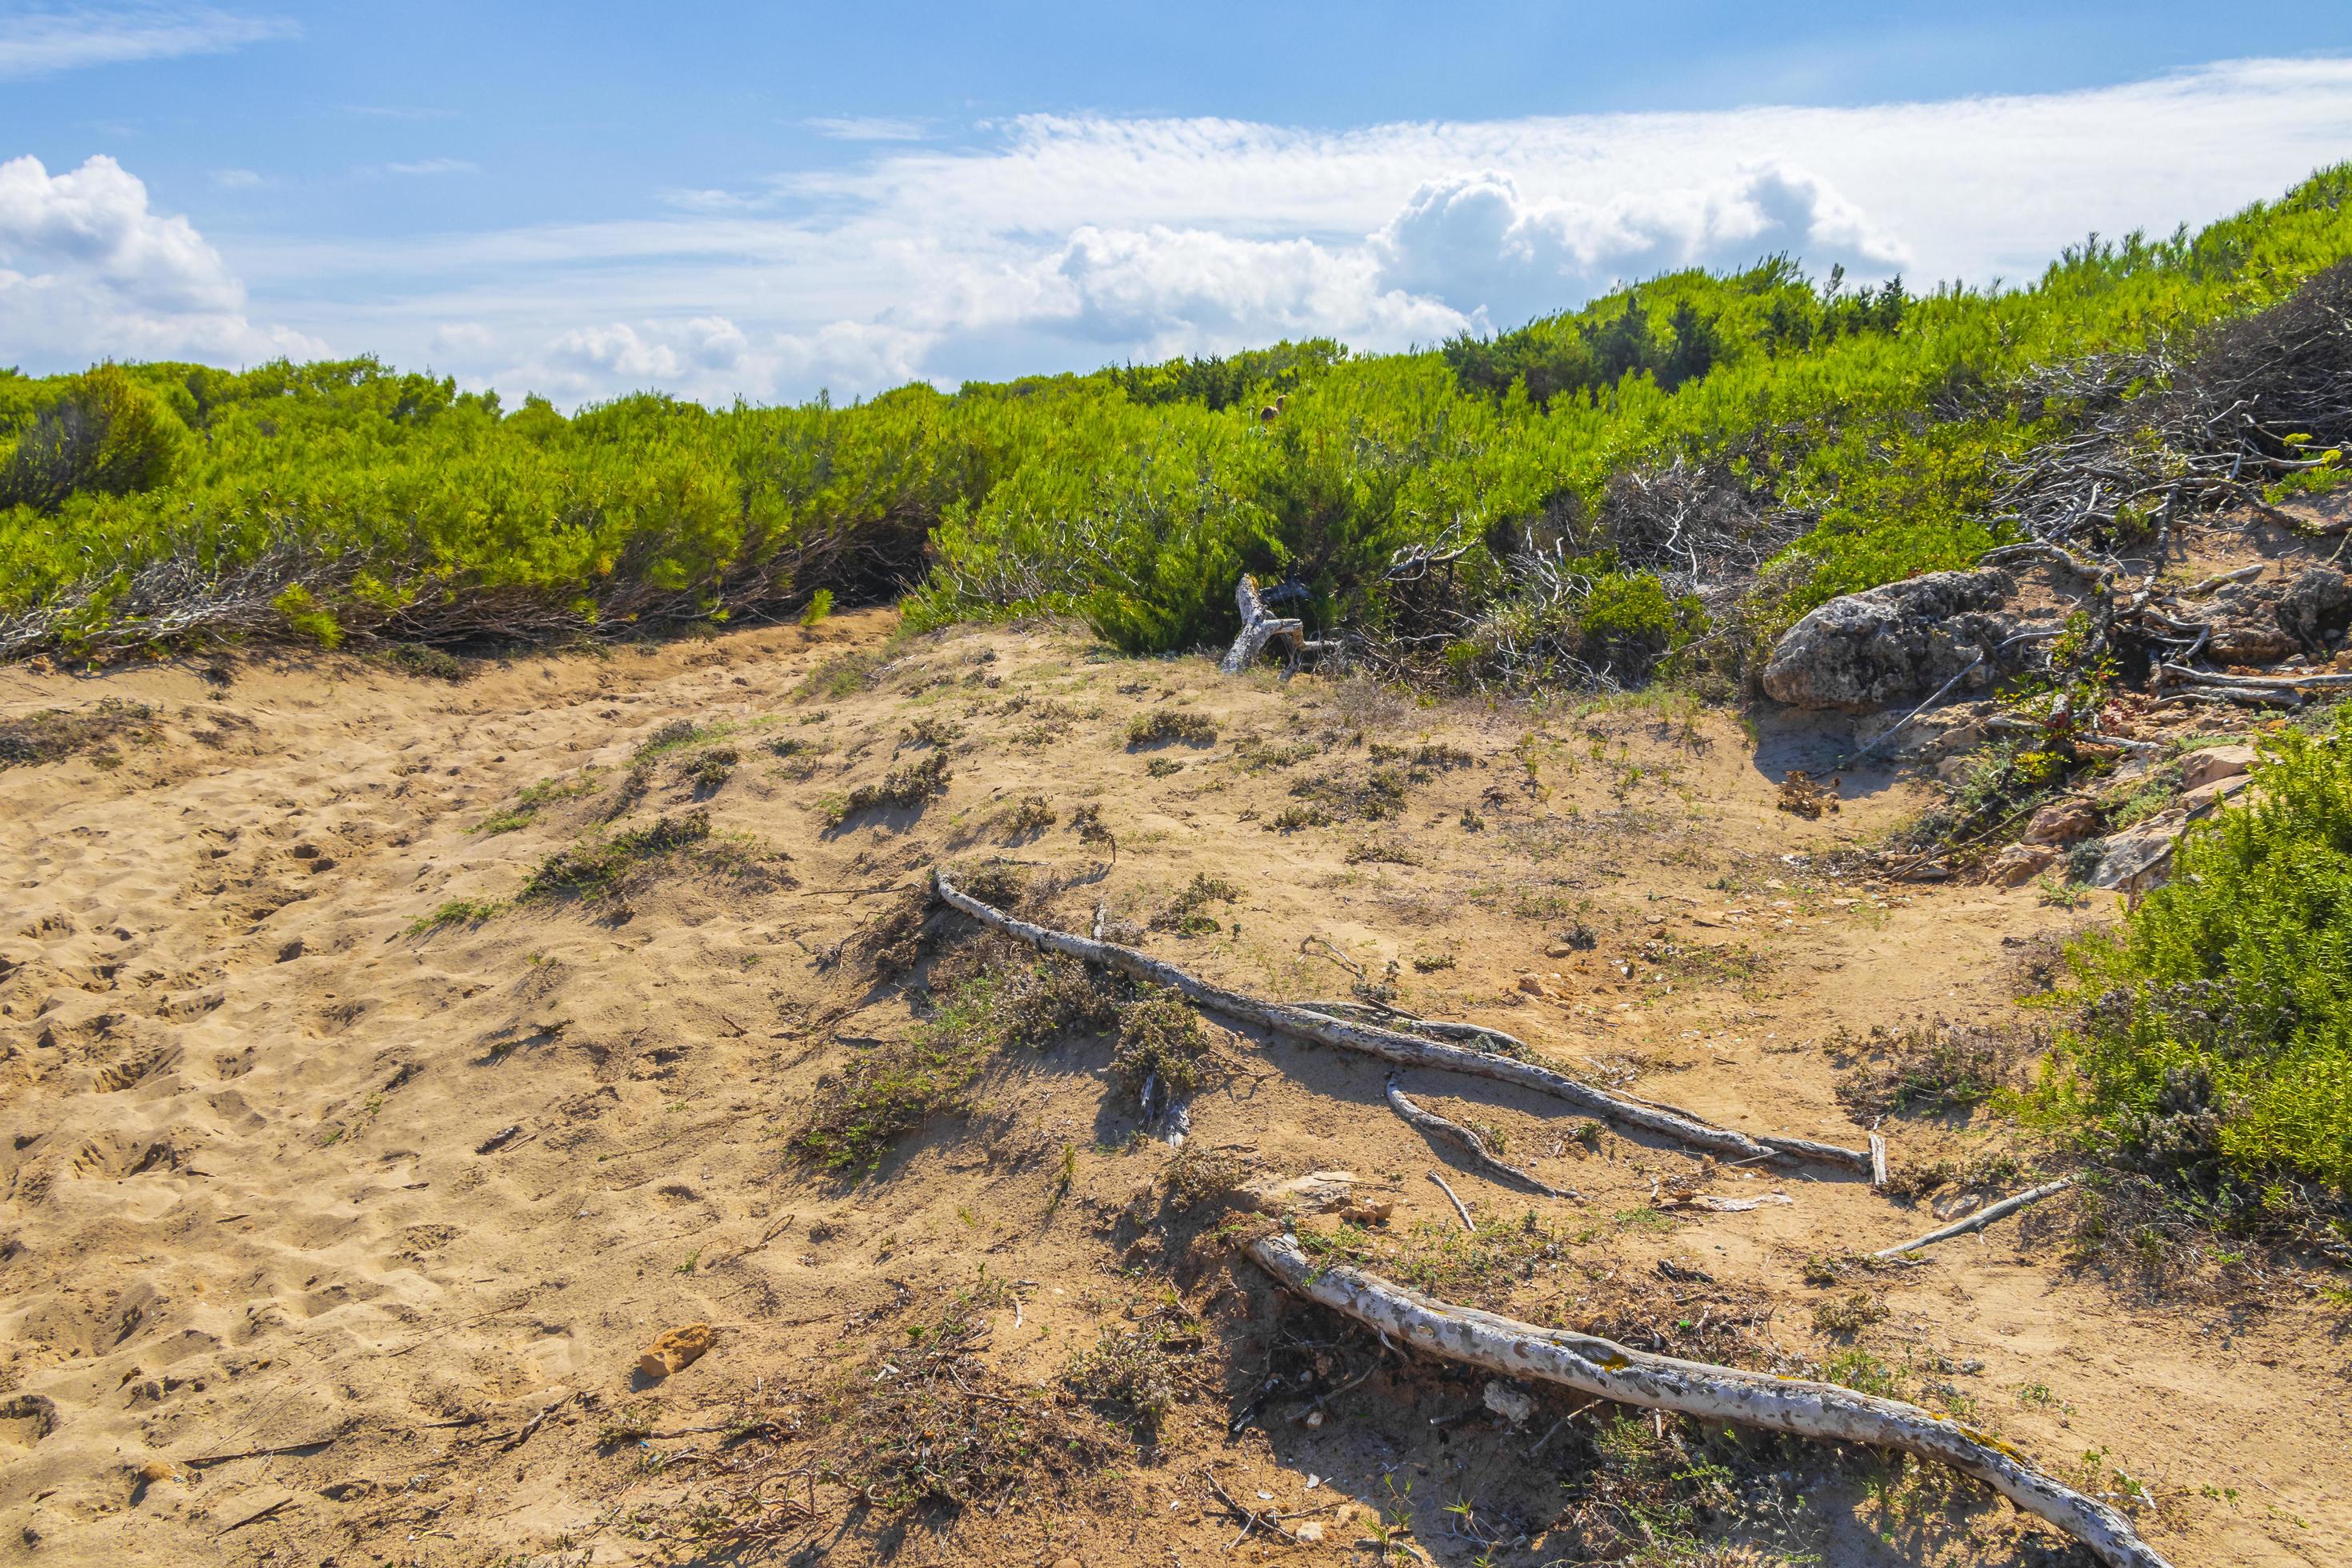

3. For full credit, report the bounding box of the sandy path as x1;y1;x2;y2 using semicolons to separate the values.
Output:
1;614;2342;1566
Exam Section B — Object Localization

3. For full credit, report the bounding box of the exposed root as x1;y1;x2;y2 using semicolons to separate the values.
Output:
933;867;1870;1173
1249;1230;2174;1568
1386;1075;1581;1199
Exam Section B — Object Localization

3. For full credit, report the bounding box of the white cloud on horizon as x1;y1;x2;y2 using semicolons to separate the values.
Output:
0;4;294;79
0;153;324;364
382;158;478;178
20;55;2352;406
803;115;931;142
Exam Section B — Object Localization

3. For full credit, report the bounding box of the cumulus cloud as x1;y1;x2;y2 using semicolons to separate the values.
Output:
1371;162;1909;328
34;56;2352;405
0;153;322;364
0;5;295;78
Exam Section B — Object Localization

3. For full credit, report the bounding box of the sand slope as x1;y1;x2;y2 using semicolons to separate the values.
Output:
0;612;2342;1566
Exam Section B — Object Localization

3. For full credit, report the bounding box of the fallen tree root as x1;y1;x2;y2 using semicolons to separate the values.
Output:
1386;1076;1580;1199
2158;661;2352;693
934;867;1869;1171
1220;574;1332;674
1249;1230;2173;1568
1874;1178;2074;1258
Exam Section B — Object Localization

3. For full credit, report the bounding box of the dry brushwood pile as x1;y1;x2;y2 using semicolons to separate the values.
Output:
2;605;2347;1568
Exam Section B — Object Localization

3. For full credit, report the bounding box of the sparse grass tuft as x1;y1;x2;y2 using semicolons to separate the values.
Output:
814;1276;1120;1512
796;955;1116;1170
1062;1323;1186;1442
1126;709;1218;748
1004;793;1056;838
477;770;603;834
1110;992;1214;1104
0;698;158;769
518;809;712;902
1150;872;1238;936
899;714;963;749
1810;1290;1890;1337
382;643;470;681
826;750;950;825
1834;1021;2033;1118
407;897;506;934
683;745;737;792
797;650;878;702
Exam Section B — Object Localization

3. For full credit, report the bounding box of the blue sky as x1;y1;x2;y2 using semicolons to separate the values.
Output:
6;3;2352;405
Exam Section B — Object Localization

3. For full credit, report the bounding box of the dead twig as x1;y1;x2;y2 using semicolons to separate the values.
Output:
1427;1170;1475;1232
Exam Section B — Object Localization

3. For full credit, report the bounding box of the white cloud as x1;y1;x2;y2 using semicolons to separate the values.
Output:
0;153;322;363
382;158;478;178
0;5;295;78
210;166;261;188
32;56;2352;405
1370;163;1910;328
804;116;930;142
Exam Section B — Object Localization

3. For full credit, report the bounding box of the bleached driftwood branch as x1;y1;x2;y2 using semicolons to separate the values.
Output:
1250;1230;2173;1568
1386;1075;1579;1199
1218;574;1334;674
934;866;1870;1172
1874;1178;2074;1258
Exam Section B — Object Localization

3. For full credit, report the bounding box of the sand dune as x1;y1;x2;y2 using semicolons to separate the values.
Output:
1;612;2342;1566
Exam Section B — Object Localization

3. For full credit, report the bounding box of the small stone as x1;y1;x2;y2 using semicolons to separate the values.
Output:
637;1322;714;1378
1304;1409;1326;1429
1294;1522;1326;1543
1053;1558;1082;1568
1482;1378;1534;1427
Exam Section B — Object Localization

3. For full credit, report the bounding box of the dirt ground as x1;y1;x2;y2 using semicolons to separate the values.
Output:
1;606;2345;1568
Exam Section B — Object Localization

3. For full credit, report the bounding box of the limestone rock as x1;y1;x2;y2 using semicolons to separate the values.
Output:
2181;774;2254;815
1987;843;2060;886
1482;1379;1535;1428
1761;570;2022;713
1242;1170;1360;1214
2179;744;2257;791
638;1322;714;1378
2022;798;2099;845
2090;810;2186;891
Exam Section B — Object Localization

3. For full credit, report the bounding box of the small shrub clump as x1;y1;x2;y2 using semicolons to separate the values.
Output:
2027;715;2352;1190
1109;992;1214;1106
827;750;950;824
1834;1021;2030;1118
0;698;158;768
519;809;711;902
1150;872;1239;936
1126;709;1218;748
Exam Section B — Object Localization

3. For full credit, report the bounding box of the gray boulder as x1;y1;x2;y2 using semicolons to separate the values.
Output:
1762;570;2021;713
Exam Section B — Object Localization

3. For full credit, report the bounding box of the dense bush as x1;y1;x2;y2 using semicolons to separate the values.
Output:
2031;716;2352;1191
6;166;2352;672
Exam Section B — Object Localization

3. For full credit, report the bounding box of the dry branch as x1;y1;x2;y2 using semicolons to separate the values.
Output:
1386;1075;1580;1199
1250;1230;2173;1568
1426;1170;1475;1231
1874;1178;2074;1258
2158;662;2352;692
1220;574;1307;674
932;867;1870;1171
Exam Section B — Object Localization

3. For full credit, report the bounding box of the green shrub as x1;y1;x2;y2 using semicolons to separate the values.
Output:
2026;716;2352;1190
